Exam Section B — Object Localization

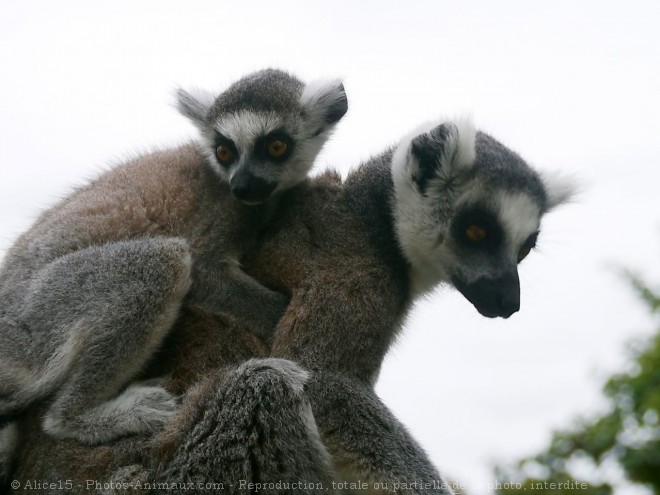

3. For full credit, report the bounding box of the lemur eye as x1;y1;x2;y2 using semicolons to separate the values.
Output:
216;145;234;164
266;139;288;158
466;225;487;242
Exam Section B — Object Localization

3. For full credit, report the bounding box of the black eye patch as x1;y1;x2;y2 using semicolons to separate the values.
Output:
452;207;503;254
213;133;239;167
254;130;294;162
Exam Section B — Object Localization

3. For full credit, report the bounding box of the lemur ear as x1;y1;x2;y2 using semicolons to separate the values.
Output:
540;170;580;211
300;79;348;128
175;87;215;128
409;118;476;192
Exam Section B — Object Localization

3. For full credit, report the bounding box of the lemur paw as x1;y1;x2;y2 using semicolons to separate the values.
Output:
122;383;179;431
43;383;179;445
238;358;310;396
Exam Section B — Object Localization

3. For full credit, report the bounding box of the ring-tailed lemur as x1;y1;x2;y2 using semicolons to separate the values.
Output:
215;117;574;489
6;118;574;493
0;68;348;446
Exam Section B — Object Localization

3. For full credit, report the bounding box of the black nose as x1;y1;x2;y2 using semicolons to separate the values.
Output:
453;271;520;318
230;173;277;204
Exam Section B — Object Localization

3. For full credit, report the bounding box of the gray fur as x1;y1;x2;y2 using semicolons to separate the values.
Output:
392;118;575;308
471;132;548;209
154;358;336;494
124;118;570;490
4;119;572;492
178;69;348;200
235;118;573;489
0;68;347;445
0;423;17;484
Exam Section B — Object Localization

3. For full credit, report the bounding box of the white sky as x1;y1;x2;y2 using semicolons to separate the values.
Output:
1;1;659;493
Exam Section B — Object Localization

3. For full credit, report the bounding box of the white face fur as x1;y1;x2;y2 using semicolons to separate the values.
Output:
204;108;337;203
176;71;347;205
392;118;574;318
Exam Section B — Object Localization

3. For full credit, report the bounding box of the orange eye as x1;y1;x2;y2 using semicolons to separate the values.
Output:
518;246;532;263
466;225;487;242
216;144;234;164
266;139;288;158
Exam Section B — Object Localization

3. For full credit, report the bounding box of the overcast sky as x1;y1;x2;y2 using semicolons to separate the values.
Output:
1;1;659;493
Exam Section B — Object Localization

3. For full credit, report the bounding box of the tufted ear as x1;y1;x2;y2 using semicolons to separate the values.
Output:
175;87;215;128
540;170;580;211
300;79;348;128
408;117;476;192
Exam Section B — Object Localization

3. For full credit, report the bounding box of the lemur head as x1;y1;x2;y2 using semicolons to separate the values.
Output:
176;68;348;204
392;118;575;318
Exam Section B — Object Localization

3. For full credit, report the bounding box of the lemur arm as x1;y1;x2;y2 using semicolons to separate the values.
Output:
187;259;289;343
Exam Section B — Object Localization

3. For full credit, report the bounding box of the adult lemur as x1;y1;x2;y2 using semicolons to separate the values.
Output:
158;119;574;489
6;118;574;493
0;68;348;445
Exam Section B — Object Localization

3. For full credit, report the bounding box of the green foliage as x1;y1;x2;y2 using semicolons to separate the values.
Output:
495;275;660;495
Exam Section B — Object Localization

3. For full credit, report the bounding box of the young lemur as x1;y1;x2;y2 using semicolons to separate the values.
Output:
6;118;574;493
0;68;348;445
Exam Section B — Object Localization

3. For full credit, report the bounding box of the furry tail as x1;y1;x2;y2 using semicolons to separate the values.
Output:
154;358;335;493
